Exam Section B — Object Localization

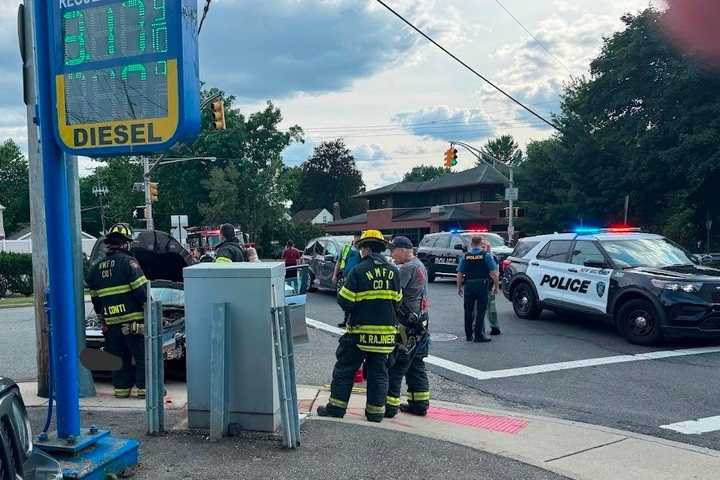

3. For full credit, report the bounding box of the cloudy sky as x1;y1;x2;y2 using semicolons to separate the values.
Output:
0;0;661;188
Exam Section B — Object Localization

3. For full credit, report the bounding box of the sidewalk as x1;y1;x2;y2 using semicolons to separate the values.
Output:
21;382;720;480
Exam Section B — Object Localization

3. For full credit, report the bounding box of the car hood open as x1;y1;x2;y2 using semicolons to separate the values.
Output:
90;230;197;283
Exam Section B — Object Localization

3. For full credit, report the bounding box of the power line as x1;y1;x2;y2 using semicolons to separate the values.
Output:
374;0;560;131
300;100;559;132
198;0;212;34
492;0;573;76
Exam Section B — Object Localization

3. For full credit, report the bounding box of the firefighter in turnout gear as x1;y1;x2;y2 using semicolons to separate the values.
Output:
87;223;148;398
386;236;431;418
215;223;247;263
317;230;402;422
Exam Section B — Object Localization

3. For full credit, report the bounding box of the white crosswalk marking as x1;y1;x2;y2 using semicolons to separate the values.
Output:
660;416;720;435
305;317;720;381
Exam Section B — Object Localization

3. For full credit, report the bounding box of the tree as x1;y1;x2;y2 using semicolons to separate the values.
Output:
293;139;366;217
516;8;720;247
84;90;304;242
403;165;450;182
0;140;29;236
478;135;524;167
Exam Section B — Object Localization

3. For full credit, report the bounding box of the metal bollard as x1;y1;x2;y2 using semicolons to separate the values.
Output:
145;299;164;435
271;287;300;448
209;303;229;441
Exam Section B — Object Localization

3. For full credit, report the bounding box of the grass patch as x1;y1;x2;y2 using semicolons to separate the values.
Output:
0;296;34;308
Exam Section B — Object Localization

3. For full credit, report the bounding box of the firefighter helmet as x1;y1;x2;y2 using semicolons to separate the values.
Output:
105;223;134;243
355;229;389;248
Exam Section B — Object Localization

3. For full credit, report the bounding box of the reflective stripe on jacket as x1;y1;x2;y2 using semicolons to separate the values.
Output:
337;254;402;353
87;248;147;325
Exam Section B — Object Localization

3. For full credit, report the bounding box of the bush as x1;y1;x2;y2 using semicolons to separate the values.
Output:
0;252;34;297
255;221;326;258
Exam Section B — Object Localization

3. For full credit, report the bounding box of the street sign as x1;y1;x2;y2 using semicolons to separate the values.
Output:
49;0;200;156
505;187;519;201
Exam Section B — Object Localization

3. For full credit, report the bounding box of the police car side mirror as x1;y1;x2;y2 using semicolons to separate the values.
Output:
584;260;608;269
454;244;465;251
699;255;713;265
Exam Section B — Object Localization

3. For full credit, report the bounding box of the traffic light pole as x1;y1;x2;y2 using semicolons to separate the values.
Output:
450;140;516;242
143;157;154;231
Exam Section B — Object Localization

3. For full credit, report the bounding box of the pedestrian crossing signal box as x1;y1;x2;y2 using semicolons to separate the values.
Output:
49;0;200;156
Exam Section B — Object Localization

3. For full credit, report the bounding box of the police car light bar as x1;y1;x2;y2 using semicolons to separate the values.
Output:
573;226;641;234
450;228;489;233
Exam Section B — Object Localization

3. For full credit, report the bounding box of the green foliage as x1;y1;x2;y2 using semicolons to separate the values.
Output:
478;135;523;167
0;140;30;236
403;165;450;182
256;221;325;258
517;8;720;247
80;91;306;248
0;252;33;297
292;139;366;217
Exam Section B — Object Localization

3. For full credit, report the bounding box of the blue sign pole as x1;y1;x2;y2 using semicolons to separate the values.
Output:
33;0;80;439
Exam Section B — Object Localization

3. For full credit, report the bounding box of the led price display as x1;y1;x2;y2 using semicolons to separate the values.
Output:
50;0;200;155
62;0;168;125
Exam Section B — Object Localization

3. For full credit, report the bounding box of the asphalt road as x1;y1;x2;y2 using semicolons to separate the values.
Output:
306;279;720;451
7;281;720;452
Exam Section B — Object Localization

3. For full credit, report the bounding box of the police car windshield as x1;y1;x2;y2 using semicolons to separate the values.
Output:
600;239;695;269
461;233;505;247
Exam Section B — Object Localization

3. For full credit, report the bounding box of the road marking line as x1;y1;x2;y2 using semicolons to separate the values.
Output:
305;317;720;381
660;416;720;435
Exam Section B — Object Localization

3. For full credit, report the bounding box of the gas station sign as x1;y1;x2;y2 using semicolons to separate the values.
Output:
49;0;200;155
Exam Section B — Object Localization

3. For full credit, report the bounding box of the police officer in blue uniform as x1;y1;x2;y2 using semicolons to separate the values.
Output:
457;236;500;342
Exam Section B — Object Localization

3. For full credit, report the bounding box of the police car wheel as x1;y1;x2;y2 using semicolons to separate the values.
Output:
426;266;436;283
617;299;662;345
512;283;540;319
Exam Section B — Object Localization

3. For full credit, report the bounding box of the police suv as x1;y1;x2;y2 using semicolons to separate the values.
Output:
502;228;720;345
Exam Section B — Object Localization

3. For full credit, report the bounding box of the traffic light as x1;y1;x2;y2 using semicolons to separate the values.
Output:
443;147;458;167
148;182;159;202
132;206;146;219
210;99;226;130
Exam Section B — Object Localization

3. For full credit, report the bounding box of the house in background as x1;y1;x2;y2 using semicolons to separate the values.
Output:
2;225;97;256
325;164;512;245
291;208;334;226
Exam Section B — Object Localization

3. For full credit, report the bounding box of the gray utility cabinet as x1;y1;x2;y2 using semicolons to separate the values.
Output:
184;262;286;432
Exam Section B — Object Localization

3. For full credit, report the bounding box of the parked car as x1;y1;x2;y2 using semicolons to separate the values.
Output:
502;228;720;345
85;230;196;377
417;230;513;282
0;376;63;479
300;236;355;292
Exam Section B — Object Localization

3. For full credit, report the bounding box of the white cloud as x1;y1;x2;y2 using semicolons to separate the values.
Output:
201;0;461;101
393;105;497;141
353;143;390;163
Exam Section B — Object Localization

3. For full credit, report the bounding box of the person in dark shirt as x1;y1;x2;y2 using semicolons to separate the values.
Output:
457;236;499;342
214;224;247;263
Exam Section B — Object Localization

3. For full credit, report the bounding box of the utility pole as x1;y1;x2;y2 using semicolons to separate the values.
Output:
624;195;630;225
92;173;108;234
507;165;515;243
143;157;154;231
19;0;50;397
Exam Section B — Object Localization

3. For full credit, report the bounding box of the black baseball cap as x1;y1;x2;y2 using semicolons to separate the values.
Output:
391;236;414;249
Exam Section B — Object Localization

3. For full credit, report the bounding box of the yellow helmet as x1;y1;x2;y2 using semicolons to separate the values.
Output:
355;229;389;248
105;223;134;243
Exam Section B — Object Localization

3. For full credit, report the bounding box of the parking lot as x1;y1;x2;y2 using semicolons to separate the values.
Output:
305;277;720;450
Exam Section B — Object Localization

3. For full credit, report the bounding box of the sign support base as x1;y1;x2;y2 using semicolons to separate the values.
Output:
34;429;139;480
